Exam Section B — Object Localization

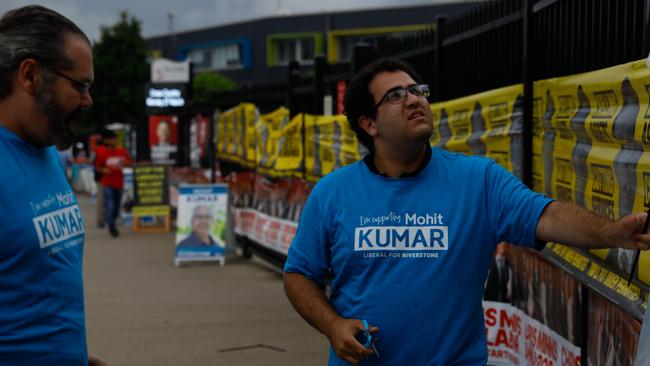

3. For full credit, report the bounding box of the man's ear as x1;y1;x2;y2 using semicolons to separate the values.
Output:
359;115;378;137
16;58;40;94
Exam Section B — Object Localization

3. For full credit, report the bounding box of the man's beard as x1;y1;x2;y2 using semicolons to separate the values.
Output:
34;84;81;150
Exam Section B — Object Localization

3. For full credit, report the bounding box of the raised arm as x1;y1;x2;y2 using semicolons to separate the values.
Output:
536;200;650;250
283;272;375;365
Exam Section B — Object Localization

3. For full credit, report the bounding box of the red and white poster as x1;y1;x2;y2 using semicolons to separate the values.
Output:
190;114;209;168
149;115;178;165
484;301;581;366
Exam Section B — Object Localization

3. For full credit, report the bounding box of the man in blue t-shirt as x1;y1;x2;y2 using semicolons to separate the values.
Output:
283;58;650;365
0;6;105;365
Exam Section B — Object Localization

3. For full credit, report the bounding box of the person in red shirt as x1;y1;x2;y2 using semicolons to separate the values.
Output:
95;129;131;237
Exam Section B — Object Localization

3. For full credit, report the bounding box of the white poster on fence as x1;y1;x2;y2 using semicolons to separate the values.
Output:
175;184;228;266
484;301;581;366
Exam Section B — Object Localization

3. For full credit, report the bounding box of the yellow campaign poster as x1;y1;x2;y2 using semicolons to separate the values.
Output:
215;109;226;156
430;84;522;175
429;103;443;147
303;114;318;181
532;80;548;194
272;113;304;178
539;59;650;307
437;98;474;155
540;81;579;204
242;103;259;168
231;104;244;165
220;106;237;162
477;85;523;177
305;114;361;182
338;115;362;167
256;107;289;176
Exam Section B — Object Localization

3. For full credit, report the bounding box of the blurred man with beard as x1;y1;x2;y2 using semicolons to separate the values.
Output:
0;5;105;365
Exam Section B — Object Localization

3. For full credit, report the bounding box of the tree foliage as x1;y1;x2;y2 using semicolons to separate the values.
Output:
192;71;238;104
77;11;149;133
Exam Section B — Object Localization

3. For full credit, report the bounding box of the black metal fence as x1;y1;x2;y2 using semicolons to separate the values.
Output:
207;0;650;183
376;0;650;101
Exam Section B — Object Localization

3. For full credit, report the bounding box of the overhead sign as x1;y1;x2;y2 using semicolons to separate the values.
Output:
145;84;187;108
151;58;190;83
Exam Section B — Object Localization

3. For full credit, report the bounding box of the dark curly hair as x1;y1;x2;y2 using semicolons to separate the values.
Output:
343;58;422;152
0;5;90;99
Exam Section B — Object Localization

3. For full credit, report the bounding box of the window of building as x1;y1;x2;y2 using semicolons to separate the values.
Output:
275;38;315;65
184;42;246;72
267;33;323;67
327;25;431;63
337;33;416;62
213;44;243;69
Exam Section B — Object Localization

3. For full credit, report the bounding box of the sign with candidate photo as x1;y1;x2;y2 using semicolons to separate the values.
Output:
149;115;178;165
174;184;228;266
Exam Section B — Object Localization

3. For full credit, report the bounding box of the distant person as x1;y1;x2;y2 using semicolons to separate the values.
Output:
96;129;131;237
94;136;106;228
0;5;105;365
178;205;216;247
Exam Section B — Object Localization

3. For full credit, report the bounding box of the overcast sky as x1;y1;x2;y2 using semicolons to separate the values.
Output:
0;0;476;41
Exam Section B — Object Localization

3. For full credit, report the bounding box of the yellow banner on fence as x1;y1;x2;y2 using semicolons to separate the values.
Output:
536;59;650;287
304;114;362;181
271;113;304;178
256;107;289;176
242;103;259;168
430;84;523;175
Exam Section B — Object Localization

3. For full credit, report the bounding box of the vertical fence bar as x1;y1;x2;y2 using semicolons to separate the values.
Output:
313;56;326;115
522;0;533;187
433;16;446;102
287;60;299;119
641;0;650;57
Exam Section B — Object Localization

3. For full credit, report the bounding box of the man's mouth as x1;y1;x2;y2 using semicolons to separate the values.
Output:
408;110;426;120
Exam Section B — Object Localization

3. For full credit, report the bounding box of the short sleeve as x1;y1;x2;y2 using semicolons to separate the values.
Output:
485;161;554;249
283;184;331;285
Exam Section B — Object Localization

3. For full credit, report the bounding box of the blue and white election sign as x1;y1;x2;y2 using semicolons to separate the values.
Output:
174;184;228;266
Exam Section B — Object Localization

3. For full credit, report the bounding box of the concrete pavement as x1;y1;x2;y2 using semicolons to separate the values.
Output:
81;196;329;365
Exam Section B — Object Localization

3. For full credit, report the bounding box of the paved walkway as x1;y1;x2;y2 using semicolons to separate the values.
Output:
81;196;328;365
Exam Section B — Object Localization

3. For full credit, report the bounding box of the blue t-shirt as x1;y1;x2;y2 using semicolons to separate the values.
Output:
284;148;553;365
0;127;87;365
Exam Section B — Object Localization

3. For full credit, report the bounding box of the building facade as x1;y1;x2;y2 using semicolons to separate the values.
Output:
147;3;478;87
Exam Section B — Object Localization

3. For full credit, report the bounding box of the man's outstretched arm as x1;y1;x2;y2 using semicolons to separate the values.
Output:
536;200;650;250
283;272;375;365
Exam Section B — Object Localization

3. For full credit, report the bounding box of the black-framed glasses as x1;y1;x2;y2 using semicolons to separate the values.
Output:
373;84;430;110
53;70;92;95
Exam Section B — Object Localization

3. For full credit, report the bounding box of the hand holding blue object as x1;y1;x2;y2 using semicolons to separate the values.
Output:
355;319;380;359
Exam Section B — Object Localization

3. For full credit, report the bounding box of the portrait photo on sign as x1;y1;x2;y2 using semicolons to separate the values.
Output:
149;115;179;165
175;199;226;249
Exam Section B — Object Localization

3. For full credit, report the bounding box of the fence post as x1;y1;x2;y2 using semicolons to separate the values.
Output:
351;43;375;73
288;60;300;118
313;56;326;115
521;0;534;188
433;16;446;102
209;109;218;183
644;0;650;57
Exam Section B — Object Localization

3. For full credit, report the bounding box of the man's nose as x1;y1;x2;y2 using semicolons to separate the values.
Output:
80;92;93;109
